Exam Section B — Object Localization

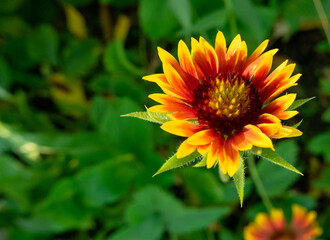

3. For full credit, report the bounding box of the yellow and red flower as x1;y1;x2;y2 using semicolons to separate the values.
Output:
244;204;322;240
144;31;302;177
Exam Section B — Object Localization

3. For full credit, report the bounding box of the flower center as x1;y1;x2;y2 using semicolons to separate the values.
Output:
270;229;296;240
192;74;262;136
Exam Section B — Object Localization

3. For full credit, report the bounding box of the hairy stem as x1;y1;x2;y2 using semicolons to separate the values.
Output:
247;153;273;212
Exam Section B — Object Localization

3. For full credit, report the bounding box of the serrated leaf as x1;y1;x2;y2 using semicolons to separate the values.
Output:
251;147;303;176
193;154;207;167
290;119;303;128
153;152;200;177
233;156;245;207
287;97;315;111
121;111;170;124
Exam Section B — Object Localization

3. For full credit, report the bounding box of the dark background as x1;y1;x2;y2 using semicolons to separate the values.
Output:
0;0;329;239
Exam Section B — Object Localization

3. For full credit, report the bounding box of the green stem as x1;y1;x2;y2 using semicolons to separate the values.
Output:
247;153;273;212
224;0;238;38
313;0;330;46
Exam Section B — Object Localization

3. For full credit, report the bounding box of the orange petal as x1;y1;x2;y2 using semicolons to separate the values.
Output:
215;31;227;72
252;51;275;88
187;129;217;145
199;36;219;75
197;144;210;155
226;34;241;73
235;41;247;72
177;139;197;158
167;111;197;120
243;124;274;150
263;73;301;103
206;142;219;168
206;137;224;168
178;40;198;79
191;37;213;77
271;126;302;139
262;93;296;114
143;73;169;85
244;39;269;68
149;93;185;105
230;133;252;151
158;47;181;71
161;120;204;137
270;209;286;231
242;49;278;82
256;113;282;136
224;140;240;177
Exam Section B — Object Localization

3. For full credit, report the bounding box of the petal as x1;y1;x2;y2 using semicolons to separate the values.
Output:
230;132;252;151
271;126;302;139
187;129;217;145
270;209;286;231
242;49;278;82
143;74;187;100
252;51;275;88
167;111;197;120
206;142;219;168
243;124;274;150
244;39;269;68
215;31;227;72
158;47;181;70
177;139;197;158
191;37;213;77
263;73;301;103
206;137;224;168
199;36;219;75
178;40;198;79
224;140;240;177
262;93;297;114
149;93;185;105
197;144;210;155
161;120;204;137
235;41;247;73
256;113;282;137
226;34;241;73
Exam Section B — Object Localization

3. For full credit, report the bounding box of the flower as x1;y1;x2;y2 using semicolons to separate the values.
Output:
144;31;302;177
244;204;322;240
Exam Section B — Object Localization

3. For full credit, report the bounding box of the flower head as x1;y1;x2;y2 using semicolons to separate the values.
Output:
144;31;302;176
244;204;322;240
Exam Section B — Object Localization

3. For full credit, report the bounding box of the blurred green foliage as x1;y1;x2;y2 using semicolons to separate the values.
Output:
0;0;329;239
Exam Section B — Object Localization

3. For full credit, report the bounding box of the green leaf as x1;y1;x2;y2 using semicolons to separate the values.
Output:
153;152;201;177
167;207;229;234
177;9;227;36
257;140;300;197
320;78;330;95
75;154;139;207
103;40;144;76
168;0;192;29
233;156;245;207
287;97;315;110
251;147;303;175
139;0;179;40
291;119;303;128
27;25;59;65
322;108;330;123
308;131;330;163
108;217;164;240
63;38;101;76
121;110;171;124
181;168;224;204
193;154;207;167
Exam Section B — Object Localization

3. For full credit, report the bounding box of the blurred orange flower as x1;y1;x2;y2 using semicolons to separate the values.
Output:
145;31;302;177
244;204;322;240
